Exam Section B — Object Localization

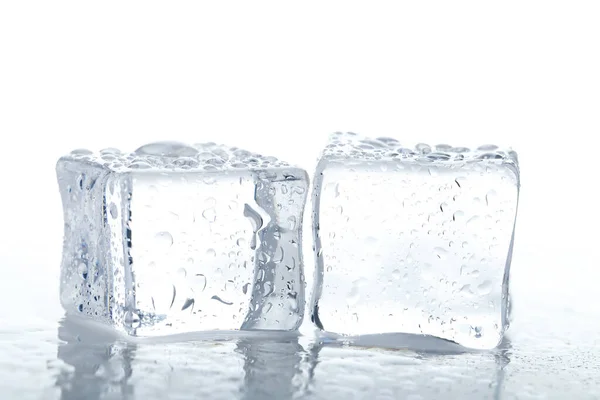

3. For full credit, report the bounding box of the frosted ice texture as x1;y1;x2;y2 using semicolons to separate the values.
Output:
311;133;519;349
57;141;308;336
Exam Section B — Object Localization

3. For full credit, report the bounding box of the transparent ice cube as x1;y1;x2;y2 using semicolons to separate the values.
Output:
310;133;519;349
57;141;308;336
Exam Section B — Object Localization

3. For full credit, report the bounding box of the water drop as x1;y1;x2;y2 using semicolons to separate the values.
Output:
416;143;431;154
273;246;284;263
192;274;206;292
287;215;297;230
477;280;492;295
169;285;177;309
434;247;447;259
242;283;250;295
477;144;498;151
211;295;233;305
77;262;87;279
466;216;479;226
459;284;472;294
71;149;93;156
154;232;173;249
130;160;152;169
202;208;217;223
244;204;264;249
181;298;195;311
134;141;198;157
206;248;216;257
177;267;187;278
109;203;118;219
485;190;497;206
263;281;273;296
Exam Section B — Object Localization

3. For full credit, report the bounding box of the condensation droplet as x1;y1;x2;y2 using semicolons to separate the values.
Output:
287;215;297;230
211;295;233;305
192;274;207;292
452;210;464;222
154;231;173;249
478;280;492;295
460;284;472;294
181;298;195;311
485;190;498;206
434;247;447;259
244;204;264;250
202;208;217;223
273;246;284;264
206;248;216;257
109;203;118;219
77;262;87;278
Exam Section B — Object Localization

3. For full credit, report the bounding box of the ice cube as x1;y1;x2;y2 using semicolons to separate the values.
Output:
57;141;308;336
310;133;519;349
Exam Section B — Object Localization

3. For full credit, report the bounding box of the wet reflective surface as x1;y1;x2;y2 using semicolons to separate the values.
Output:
2;308;600;400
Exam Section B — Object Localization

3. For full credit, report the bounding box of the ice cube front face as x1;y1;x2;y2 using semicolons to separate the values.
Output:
57;142;308;336
311;133;519;349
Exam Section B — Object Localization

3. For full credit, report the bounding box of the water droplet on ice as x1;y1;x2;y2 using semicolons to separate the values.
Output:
416;143;431;154
452;210;464;221
109;203;118;219
211;295;233;305
202;208;217;223
77;262;87;278
154;232;173;249
134;141;198;157
244;204;264;249
287;215;297;230
460;284;472;293
434;247;447;259
192;274;206;292
485;190;497;206
206;248;216;257
477;280;492;295
181;298;195;311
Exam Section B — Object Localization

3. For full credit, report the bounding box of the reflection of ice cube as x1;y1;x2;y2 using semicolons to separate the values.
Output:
56;141;308;336
310;133;519;349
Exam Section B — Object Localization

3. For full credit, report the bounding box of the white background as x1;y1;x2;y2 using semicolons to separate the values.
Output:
0;1;599;327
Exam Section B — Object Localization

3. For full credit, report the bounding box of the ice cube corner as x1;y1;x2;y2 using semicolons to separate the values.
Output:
57;141;309;336
310;132;519;349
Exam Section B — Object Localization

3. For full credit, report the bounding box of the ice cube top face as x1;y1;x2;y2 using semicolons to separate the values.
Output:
311;133;519;350
57;142;308;336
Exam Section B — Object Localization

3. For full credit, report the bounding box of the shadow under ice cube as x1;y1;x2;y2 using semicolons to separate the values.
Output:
57;141;308;336
311;133;519;349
